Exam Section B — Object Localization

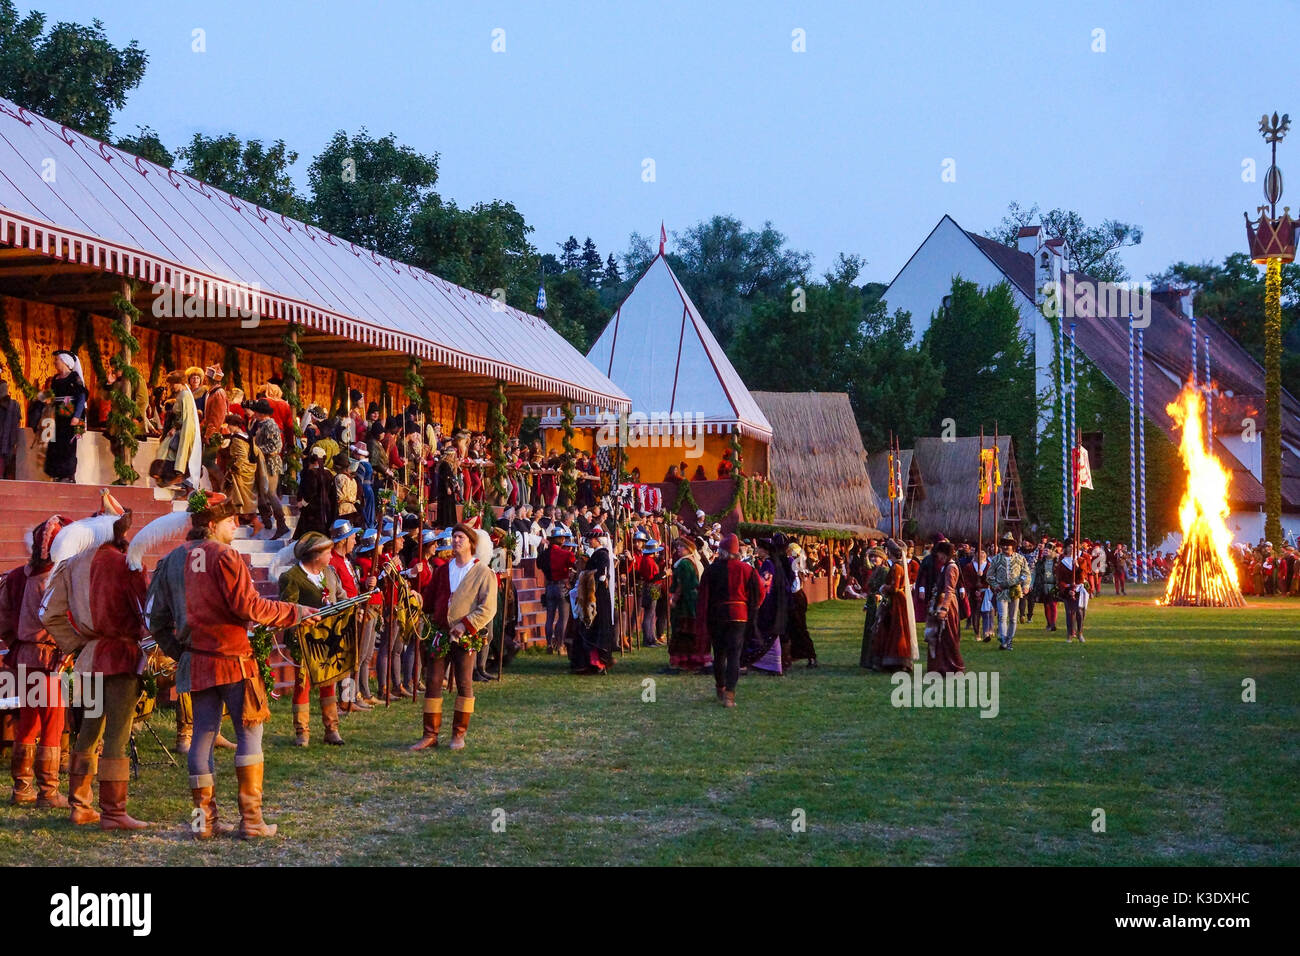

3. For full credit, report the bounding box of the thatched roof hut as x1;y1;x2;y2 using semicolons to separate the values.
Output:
750;391;882;534
910;435;1025;544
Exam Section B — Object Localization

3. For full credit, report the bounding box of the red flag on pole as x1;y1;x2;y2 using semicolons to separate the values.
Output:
659;222;667;255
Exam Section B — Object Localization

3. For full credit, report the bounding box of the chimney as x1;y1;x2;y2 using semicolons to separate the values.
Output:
1035;240;1063;308
1016;225;1041;256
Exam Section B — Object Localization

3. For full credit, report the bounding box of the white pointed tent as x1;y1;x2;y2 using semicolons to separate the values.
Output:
535;254;772;480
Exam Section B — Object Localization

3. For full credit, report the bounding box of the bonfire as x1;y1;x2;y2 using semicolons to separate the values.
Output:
1160;383;1246;607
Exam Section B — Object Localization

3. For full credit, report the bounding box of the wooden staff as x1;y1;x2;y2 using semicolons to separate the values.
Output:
977;425;984;559
993;421;1001;545
498;541;512;681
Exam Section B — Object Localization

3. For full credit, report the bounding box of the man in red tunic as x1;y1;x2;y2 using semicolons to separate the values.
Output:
696;533;760;708
180;493;308;839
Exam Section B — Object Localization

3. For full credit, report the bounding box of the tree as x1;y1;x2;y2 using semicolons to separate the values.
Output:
558;236;581;272
0;1;147;141
921;277;1038;489
580;237;602;288
988;202;1143;281
178;133;310;220
412;196;535;298
307;129;439;261
114;125;173;167
601;252;622;287
731;254;941;450
665;216;811;349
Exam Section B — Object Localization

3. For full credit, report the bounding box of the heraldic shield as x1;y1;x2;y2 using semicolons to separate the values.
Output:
286;602;363;686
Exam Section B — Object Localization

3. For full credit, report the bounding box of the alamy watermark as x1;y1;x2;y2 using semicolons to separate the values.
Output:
890;669;999;718
1041;276;1151;328
593;411;709;458
0;665;102;718
151;280;262;328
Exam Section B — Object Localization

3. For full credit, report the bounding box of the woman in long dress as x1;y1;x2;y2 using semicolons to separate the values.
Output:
222;415;258;523
152;370;201;491
866;539;918;673
925;541;965;674
44;350;88;482
782;542;818;668
858;547;890;668
569;529;616;674
666;538;710;672
746;536;789;675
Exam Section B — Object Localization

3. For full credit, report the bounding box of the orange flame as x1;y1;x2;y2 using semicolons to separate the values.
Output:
1161;381;1240;604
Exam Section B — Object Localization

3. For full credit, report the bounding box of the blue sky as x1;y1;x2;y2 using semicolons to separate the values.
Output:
33;0;1300;285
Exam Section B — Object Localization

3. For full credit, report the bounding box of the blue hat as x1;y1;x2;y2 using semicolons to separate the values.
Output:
377;535;394;550
634;529;648;541
436;527;452;541
331;519;361;542
421;529;439;545
360;528;379;543
643;539;662;554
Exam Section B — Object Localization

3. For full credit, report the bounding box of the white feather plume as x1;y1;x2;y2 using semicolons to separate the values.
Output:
48;514;118;567
268;542;299;584
475;529;493;565
127;511;193;571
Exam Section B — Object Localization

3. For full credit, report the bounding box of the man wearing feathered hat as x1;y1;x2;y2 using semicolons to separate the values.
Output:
179;491;310;838
280;531;346;746
410;523;497;752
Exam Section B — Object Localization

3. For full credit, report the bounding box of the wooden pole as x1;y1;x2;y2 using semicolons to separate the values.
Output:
977;425;984;558
993;421;1000;545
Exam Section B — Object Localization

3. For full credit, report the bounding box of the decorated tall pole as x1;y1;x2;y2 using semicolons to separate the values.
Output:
1128;313;1138;573
1060;312;1070;539
1069;322;1077;544
1137;327;1150;584
1190;310;1199;388
1246;111;1293;547
1204;334;1213;442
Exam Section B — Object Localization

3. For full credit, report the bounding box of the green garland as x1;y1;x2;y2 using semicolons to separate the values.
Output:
737;521;852;542
281;324;304;493
488;380;509;503
559;402;577;505
671;474;776;526
729;431;744;472
405;359;424;411
0;298;37;399
106;293;144;485
249;624;278;694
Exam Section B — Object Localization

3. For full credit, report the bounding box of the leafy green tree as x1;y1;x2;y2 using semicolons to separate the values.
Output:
114;125;173;167
987;202;1142;281
307;129;439;261
0;1;147;140
178;132;309;220
921;277;1038;489
412;196;534;295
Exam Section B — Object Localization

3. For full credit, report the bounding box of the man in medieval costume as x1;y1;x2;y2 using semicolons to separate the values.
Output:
201;365;229;491
923;541;965;675
537;527;576;655
153;369;201;492
179;492;308;838
222;414;258;525
987;532;1031;651
3;515;72;806
280;531;346;746
44;350;88;483
249;398;290;540
697;533;761;707
865;539;918;673
294;445;337;540
411;524;497;752
858;546;890;668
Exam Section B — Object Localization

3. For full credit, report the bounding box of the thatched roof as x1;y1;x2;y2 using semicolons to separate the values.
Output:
910;435;1025;543
750;391;881;532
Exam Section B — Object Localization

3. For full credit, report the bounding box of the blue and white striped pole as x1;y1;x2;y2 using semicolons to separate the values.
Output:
1060;315;1070;539
1204;334;1213;442
1190;311;1199;388
1069;322;1078;540
1128;314;1138;576
1137;326;1150;584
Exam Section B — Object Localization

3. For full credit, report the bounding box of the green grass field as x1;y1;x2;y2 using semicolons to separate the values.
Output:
3;583;1297;866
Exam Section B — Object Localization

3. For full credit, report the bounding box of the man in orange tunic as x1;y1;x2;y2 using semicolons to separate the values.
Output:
178;493;308;839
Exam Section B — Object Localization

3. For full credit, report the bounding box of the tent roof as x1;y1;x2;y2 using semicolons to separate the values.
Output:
578;254;772;440
0;96;628;410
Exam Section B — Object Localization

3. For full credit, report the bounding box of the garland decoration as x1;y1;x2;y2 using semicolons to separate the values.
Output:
0;298;37;399
107;292;144;485
281;323;304;492
249;624;279;694
405;359;424;411
488;380;509;503
737;521;851;542
559;402;578;505
729;431;744;473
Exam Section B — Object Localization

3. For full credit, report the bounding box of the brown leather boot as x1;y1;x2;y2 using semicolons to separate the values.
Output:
292;703;310;747
98;757;151;830
321;698;344;746
34;745;69;808
68;751;100;825
723;690;736;709
235;757;278;838
410;697;443;751
10;742;37;805
448;696;473;751
174;733;192;756
189;774;218;839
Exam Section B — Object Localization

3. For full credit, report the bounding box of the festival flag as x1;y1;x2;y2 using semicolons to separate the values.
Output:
659;222;667;255
979;448;996;505
285;602;362;686
887;450;897;500
1074;444;1094;493
536;283;547;311
894;456;905;502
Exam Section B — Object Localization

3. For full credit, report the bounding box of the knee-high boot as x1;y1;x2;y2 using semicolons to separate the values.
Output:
98;757;151;830
34;745;68;808
410;696;443;751
449;696;473;751
68;751;100;825
235;756;278;839
10;742;36;805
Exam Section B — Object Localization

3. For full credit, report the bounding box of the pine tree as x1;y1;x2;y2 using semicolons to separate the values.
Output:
580;237;603;287
559;236;581;271
602;251;622;287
